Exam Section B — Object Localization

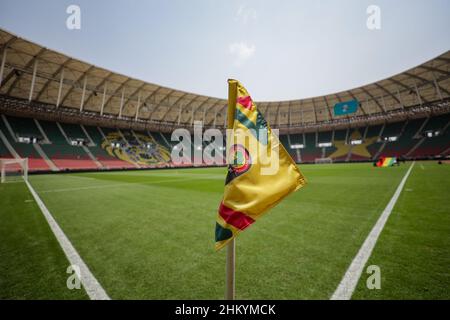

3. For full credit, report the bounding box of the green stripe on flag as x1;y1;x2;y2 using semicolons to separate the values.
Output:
235;108;268;145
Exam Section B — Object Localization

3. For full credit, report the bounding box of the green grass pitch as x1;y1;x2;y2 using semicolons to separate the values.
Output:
0;161;449;299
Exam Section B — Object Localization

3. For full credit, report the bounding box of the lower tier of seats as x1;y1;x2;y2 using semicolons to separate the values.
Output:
1;112;449;172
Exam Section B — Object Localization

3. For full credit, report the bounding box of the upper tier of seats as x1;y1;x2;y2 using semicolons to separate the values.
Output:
0;112;448;172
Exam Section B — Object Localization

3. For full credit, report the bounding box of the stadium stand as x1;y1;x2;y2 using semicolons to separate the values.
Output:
0;28;449;171
300;133;320;162
0;111;449;171
37;120;97;170
409;113;450;158
6;115;42;138
381;119;424;158
83;125;133;169
0;115;50;170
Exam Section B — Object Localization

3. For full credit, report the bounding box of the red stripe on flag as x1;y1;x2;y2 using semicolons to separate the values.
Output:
237;96;253;110
219;202;255;230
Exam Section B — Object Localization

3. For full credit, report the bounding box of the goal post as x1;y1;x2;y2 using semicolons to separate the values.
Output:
314;157;333;164
0;158;28;183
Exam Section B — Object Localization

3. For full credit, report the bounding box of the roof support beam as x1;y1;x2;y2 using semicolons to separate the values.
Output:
213;105;220;127
202;105;207;124
435;57;450;63
420;65;450;76
161;93;188;121
0;48;7;88
56;68;64;108
396;87;405;109
121;82;147;117
28;59;38;101
60;65;95;106
275;103;281;127
360;87;385;113
389;78;428;103
300;100;304;124
190;104;195;126
374;83;401;105
262;103;271;119
0;36;17;51
177;96;201;125
6;48;46;95
134;91;141;121
215;102;229;127
177;105;182;125
405;71;449;97
82;72;113;107
79;75;87;111
100;78;131;114
311;99;318;123
364;95;370;115
148;89;175;120
322;96;334;119
288;102;292;126
223;105;227;127
206;101;223;126
414;81;422;106
0;36;17;88
190;98;211;125
380;95;388;113
143;87;163;120
100;82;107;115
188;97;211;123
432;72;443;101
36;57;72;100
118;87;125;118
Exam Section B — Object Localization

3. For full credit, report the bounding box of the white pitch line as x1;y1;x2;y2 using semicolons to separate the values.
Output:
330;161;415;300
24;179;111;300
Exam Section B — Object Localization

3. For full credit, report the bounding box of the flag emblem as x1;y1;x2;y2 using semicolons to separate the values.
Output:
230;144;251;174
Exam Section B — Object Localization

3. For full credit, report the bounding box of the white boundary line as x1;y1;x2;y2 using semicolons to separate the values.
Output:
24;179;111;300
330;161;415;300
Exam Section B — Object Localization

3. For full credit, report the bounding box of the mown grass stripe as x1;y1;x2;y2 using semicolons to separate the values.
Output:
330;161;415;300
24;179;110;300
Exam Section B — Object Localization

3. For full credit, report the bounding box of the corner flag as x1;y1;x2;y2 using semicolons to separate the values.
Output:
215;79;306;251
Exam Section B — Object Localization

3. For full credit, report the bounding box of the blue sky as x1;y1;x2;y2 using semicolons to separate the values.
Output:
0;0;449;100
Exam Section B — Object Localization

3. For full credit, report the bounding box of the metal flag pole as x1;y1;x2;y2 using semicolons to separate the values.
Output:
225;79;237;300
225;238;235;299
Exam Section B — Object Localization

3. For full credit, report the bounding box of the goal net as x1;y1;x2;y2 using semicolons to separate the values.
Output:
314;157;333;164
0;158;28;183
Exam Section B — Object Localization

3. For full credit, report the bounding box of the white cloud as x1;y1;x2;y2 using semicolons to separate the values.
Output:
236;4;257;24
229;42;256;66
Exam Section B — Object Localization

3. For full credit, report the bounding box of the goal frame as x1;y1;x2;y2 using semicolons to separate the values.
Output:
314;157;333;164
0;158;28;183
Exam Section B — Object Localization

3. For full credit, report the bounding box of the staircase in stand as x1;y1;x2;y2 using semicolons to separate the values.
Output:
33;144;59;171
405;137;426;158
373;141;387;160
82;145;103;169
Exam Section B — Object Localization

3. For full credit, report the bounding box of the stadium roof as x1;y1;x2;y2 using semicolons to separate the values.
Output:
0;28;449;129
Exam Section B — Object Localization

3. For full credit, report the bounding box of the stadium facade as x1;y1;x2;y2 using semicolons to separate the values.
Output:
0;28;449;172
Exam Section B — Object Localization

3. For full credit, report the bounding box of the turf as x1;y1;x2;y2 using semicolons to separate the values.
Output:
352;162;450;299
0;161;448;299
0;180;88;299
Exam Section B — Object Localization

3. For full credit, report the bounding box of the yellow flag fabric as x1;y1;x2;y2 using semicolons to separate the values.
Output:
215;79;306;251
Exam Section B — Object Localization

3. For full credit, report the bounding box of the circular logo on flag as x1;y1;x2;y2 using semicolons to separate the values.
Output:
228;144;251;175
